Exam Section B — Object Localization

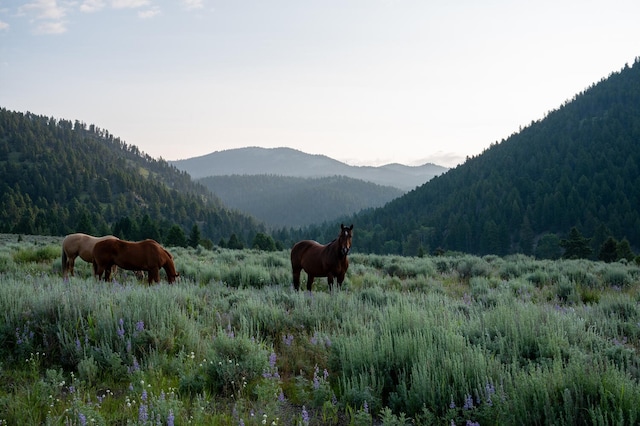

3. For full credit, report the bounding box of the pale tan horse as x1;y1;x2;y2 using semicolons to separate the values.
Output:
61;233;118;278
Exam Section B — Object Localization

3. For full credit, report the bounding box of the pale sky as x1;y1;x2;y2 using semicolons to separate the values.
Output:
1;1;639;168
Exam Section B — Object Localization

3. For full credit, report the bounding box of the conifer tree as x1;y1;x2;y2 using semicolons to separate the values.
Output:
560;227;593;259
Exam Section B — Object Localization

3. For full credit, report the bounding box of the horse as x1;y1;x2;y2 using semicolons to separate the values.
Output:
61;233;119;278
291;224;353;291
92;238;178;284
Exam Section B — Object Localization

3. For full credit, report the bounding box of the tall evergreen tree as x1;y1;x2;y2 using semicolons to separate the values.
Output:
598;237;618;263
560;227;593;259
165;225;187;247
188;224;201;248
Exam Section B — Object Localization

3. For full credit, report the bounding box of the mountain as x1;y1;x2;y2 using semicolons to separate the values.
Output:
287;58;640;257
198;174;403;228
0;108;265;246
170;147;448;191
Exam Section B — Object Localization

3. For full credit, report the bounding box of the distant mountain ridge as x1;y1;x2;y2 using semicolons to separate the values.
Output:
170;147;448;191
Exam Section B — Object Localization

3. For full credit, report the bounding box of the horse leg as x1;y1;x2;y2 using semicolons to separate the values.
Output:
327;274;335;291
68;256;75;277
337;272;346;290
292;266;302;290
94;262;104;281
149;268;159;285
104;265;113;282
307;275;315;292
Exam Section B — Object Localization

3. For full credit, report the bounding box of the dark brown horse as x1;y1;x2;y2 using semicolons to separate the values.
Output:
92;239;178;284
61;233;118;278
291;224;353;291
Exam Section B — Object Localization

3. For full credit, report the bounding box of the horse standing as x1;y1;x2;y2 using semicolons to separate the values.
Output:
61;233;118;278
92;238;178;284
291;224;353;291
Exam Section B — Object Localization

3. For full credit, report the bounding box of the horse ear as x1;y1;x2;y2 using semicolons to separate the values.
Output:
349;224;353;230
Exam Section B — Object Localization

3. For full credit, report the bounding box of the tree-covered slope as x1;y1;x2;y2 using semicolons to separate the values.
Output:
0;109;264;245
198;174;403;228
295;58;640;257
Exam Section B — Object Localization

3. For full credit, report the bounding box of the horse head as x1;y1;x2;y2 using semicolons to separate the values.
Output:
338;223;353;257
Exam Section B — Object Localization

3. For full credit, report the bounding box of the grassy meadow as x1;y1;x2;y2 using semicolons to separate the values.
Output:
1;234;640;425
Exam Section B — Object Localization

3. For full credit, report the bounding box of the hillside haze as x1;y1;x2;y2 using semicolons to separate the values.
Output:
170;147;448;191
198;174;403;228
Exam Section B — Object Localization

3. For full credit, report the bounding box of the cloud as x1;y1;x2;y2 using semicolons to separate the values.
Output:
138;7;160;19
34;19;67;34
181;0;204;10
0;20;9;31
19;0;68;34
111;0;152;9
80;0;106;13
19;0;65;20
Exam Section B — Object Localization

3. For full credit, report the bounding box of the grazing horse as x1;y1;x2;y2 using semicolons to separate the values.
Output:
61;233;118;278
291;224;353;291
92;239;179;284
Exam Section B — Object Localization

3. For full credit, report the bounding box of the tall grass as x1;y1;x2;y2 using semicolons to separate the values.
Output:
1;237;640;425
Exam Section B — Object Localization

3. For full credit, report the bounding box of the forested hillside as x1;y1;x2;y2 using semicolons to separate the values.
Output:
287;58;640;258
0;109;264;245
198;174;403;228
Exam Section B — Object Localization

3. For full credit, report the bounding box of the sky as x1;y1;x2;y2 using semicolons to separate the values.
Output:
1;1;639;168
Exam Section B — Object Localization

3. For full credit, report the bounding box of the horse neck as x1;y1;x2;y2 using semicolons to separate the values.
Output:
327;238;345;259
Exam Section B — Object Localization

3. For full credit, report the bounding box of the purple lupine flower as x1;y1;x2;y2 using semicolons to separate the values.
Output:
136;320;145;332
76;338;82;351
139;403;148;423
323;368;329;380
311;332;319;345
78;412;87;426
283;334;294;346
269;352;277;369
450;397;456;409
117;318;125;338
466;421;480;426
463;394;474;410
301;406;309;425
141;389;148;401
167;410;175;426
313;365;320;389
131;357;140;372
278;390;285;402
363;400;369;414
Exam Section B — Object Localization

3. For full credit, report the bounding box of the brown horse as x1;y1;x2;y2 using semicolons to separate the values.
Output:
61;233;118;278
291;224;353;291
92;239;179;284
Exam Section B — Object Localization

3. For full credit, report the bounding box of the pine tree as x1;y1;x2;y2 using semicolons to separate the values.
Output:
560;227;593;259
598;237;618;263
188;224;201;248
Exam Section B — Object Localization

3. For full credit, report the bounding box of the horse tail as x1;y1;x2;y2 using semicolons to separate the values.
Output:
61;248;68;277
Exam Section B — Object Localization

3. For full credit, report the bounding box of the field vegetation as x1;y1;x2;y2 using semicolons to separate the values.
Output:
1;234;640;425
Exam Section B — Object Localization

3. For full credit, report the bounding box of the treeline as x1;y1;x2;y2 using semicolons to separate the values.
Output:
0;109;265;246
295;58;640;258
198;174;402;228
